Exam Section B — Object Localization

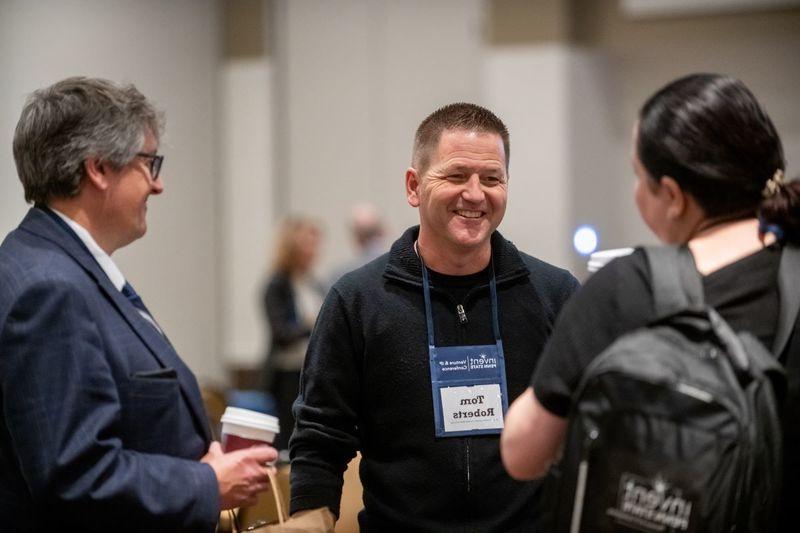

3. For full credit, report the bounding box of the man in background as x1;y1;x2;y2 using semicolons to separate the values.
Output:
349;203;386;265
329;203;387;285
290;103;579;531
0;77;274;532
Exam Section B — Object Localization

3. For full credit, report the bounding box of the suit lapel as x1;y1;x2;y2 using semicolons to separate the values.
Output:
20;208;212;443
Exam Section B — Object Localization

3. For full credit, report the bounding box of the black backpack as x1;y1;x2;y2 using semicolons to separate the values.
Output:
549;245;800;533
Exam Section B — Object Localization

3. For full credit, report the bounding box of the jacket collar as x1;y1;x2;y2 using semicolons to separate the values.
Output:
19;207;212;443
383;225;530;287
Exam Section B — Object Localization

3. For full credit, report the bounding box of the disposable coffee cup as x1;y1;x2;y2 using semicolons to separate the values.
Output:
587;247;634;273
220;407;280;452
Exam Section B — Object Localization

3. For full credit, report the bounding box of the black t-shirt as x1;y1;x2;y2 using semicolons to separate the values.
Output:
532;245;781;417
426;264;492;309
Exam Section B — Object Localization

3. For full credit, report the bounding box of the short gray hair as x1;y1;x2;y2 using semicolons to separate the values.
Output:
13;77;164;204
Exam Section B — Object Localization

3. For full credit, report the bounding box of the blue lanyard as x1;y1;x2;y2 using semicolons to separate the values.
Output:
419;248;502;347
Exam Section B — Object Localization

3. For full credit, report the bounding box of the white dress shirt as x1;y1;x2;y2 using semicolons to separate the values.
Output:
50;207;163;334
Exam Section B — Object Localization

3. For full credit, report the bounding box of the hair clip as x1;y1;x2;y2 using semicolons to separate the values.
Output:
762;169;785;198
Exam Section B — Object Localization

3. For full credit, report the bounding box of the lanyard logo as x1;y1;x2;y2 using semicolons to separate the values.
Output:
468;353;498;370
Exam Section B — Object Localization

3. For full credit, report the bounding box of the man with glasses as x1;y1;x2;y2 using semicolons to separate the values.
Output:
0;77;275;532
137;151;165;180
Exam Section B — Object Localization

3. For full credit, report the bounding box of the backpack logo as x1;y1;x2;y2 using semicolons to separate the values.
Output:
607;473;693;531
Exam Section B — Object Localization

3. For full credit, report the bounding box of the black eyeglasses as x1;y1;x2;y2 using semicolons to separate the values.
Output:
136;152;164;180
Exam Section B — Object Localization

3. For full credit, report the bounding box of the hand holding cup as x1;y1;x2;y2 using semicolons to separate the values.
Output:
202;441;276;509
202;407;282;509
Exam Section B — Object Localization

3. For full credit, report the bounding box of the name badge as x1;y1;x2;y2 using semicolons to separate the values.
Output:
418;249;508;438
440;383;504;433
429;343;509;437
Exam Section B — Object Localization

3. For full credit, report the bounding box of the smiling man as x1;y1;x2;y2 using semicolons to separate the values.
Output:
290;103;579;532
0;77;276;532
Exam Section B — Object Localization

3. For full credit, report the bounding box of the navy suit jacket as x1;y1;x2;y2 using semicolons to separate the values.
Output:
0;208;219;532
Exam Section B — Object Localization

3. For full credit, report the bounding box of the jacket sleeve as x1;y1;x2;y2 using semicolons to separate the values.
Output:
289;287;360;517
263;274;313;347
0;280;219;532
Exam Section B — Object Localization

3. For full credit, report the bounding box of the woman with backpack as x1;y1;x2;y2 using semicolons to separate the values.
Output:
500;73;800;531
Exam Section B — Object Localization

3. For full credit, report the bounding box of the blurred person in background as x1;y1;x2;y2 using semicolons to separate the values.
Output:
501;73;800;532
262;216;325;453
349;202;387;265
290;103;579;532
329;202;387;285
0;77;276;532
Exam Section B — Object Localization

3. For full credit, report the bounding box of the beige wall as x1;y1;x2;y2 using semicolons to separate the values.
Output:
488;0;573;44
0;0;224;382
273;0;485;274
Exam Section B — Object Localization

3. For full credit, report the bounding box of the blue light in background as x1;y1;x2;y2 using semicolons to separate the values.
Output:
573;225;598;255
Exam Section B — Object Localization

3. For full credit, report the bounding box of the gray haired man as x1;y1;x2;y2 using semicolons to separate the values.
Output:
0;77;275;532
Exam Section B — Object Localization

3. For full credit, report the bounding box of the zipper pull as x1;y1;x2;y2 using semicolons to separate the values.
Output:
456;304;468;324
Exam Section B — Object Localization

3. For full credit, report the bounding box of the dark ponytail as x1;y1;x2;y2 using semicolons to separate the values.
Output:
758;172;800;244
638;74;789;229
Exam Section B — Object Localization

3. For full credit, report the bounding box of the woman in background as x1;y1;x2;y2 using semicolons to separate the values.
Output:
501;73;800;530
263;216;325;452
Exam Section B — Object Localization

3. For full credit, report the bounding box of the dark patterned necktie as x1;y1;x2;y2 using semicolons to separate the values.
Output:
122;282;150;313
121;282;163;334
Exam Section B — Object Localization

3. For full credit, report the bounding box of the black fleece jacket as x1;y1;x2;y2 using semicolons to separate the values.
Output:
290;227;579;532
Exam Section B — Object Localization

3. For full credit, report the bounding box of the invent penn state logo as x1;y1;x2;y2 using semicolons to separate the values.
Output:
606;473;694;532
468;353;498;371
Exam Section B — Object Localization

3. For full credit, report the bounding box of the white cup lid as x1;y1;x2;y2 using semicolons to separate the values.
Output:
587;247;634;273
220;407;280;433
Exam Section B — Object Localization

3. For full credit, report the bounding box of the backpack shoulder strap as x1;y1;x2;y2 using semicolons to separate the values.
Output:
645;245;705;318
773;244;800;357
